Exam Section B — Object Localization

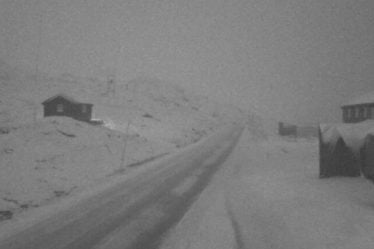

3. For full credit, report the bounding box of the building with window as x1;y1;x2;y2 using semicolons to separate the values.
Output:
42;94;93;122
341;92;374;123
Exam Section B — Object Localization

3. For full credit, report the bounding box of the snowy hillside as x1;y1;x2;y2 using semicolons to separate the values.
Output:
0;60;259;221
0;117;172;219
0;60;250;145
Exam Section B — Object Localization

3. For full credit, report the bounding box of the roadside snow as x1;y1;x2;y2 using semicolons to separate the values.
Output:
0;117;173;218
161;131;374;249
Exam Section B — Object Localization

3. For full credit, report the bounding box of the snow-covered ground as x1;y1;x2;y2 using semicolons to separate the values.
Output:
0;117;173;216
0;60;255;221
161;130;374;249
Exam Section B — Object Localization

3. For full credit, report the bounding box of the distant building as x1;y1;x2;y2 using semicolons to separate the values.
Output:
278;122;317;138
341;92;374;123
42;94;93;122
278;122;297;137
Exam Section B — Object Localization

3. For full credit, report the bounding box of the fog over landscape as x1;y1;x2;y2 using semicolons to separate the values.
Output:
1;0;373;124
2;1;374;248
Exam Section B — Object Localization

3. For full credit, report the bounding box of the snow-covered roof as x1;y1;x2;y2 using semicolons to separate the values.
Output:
336;121;374;155
42;94;92;105
342;91;374;107
319;123;343;145
320;120;374;156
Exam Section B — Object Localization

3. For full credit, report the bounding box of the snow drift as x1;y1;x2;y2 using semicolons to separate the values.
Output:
0;117;172;217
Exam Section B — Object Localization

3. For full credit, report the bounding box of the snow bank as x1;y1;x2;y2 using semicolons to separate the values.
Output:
0;117;173;218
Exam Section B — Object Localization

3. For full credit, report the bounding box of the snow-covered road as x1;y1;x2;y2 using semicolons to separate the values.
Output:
161;128;374;249
0;123;244;249
2;124;374;249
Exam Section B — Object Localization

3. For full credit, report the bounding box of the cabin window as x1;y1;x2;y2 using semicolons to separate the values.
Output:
82;105;87;113
364;106;370;118
370;106;374;118
348;108;353;119
344;108;349;120
359;107;364;118
353;108;357;119
56;104;63;113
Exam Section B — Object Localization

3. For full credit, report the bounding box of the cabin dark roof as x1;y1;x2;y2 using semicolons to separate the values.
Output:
42;94;92;105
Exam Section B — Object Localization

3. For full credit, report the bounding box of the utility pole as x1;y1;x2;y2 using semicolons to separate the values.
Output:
119;79;138;170
34;3;43;87
113;16;131;169
105;74;116;99
119;119;131;169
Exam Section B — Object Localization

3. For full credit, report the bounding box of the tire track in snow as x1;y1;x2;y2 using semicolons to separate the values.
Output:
224;196;245;249
129;132;241;249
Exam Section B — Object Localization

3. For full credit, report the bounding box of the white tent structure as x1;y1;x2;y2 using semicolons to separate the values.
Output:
319;121;374;179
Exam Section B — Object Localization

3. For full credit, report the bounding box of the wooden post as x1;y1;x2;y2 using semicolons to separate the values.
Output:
119;79;138;170
318;124;324;178
120;120;131;169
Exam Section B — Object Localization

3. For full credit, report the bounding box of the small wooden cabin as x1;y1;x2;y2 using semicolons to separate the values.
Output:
278;122;297;136
42;94;93;122
341;92;374;123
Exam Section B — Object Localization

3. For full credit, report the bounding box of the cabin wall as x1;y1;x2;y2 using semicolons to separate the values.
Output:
43;98;92;121
342;104;374;123
44;98;74;117
71;104;92;121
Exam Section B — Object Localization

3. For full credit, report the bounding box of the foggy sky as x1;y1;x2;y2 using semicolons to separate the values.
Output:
1;0;373;124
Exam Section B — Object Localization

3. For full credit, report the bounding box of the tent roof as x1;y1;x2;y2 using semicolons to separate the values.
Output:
320;121;374;155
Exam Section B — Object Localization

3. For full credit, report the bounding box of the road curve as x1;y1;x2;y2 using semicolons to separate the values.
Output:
0;124;244;249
